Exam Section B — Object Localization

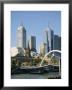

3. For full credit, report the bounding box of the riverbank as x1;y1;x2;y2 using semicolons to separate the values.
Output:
11;65;59;75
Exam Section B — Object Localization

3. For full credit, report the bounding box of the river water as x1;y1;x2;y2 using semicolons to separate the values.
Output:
11;72;60;79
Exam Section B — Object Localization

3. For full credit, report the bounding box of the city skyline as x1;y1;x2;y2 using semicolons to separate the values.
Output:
11;11;61;52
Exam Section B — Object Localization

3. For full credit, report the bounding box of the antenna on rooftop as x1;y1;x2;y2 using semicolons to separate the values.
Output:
20;20;23;26
19;17;24;26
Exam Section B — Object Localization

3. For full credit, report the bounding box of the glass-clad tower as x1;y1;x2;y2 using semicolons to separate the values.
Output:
48;28;54;51
44;29;49;52
29;36;36;52
44;27;54;52
54;35;61;50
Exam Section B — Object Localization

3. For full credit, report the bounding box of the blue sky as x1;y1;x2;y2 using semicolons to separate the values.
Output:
11;11;61;52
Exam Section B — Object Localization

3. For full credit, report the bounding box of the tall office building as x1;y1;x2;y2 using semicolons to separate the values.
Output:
48;28;54;51
44;27;54;52
29;36;36;52
17;24;26;48
44;30;49;52
53;35;61;50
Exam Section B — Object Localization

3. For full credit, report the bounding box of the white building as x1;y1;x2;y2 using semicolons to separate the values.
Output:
17;25;26;49
11;47;25;57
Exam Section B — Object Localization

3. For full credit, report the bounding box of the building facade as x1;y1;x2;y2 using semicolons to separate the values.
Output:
40;43;47;56
17;25;26;48
44;27;54;52
44;30;49;53
48;28;54;51
29;36;36;52
53;35;61;50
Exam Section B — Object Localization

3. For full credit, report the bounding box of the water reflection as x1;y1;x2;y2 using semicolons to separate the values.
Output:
11;72;60;79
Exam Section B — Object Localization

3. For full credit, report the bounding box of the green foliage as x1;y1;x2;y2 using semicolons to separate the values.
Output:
11;59;17;69
51;58;58;64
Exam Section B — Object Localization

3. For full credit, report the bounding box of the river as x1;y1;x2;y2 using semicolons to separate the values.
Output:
11;72;60;79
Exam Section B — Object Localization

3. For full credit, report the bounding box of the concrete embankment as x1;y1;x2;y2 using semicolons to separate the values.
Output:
11;65;59;75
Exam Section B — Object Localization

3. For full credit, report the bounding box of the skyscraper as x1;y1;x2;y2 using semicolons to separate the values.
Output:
44;27;54;52
53;35;61;50
48;28;54;51
44;29;49;52
29;36;36;52
17;24;26;48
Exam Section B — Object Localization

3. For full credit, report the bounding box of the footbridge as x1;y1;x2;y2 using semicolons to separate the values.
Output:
12;50;61;75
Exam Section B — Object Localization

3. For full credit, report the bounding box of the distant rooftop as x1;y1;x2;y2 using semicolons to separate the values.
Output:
11;47;18;57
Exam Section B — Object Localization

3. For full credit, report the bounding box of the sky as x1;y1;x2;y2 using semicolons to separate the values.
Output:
11;11;61;53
